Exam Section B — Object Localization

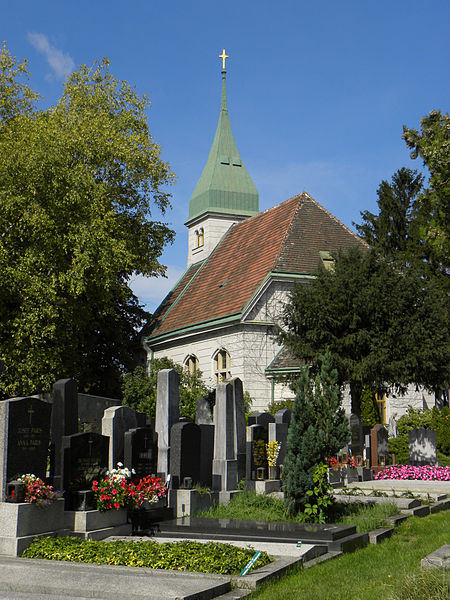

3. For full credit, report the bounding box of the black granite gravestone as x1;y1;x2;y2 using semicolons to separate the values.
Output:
123;425;157;477
247;412;275;427
63;432;109;491
169;421;201;488
5;397;51;482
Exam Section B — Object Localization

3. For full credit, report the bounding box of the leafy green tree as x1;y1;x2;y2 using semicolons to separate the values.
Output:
280;248;450;415
283;352;349;514
0;46;175;397
355;167;424;260
122;358;212;421
402;110;449;279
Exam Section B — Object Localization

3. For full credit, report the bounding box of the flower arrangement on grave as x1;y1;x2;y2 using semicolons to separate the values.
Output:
374;464;450;481
266;441;281;467
347;456;357;468
92;463;167;511
253;440;267;467
327;457;338;470
17;474;63;508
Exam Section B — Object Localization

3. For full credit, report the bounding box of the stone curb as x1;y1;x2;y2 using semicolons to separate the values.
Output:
368;527;394;544
421;545;450;570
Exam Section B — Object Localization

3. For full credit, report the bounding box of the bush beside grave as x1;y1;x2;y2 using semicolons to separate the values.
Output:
22;536;272;574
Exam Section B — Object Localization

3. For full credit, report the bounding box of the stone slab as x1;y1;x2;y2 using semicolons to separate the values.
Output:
368;527;394;544
400;505;431;518
421;545;450;570
345;480;450;495
334;494;420;509
168;489;219;518
0;500;65;538
64;508;128;532
430;499;450;513
0;556;231;599
70;523;132;541
245;480;281;494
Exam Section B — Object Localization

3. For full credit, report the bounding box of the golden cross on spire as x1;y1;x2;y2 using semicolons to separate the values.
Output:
219;48;229;70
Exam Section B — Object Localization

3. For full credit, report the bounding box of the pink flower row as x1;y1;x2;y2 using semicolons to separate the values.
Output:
375;464;450;481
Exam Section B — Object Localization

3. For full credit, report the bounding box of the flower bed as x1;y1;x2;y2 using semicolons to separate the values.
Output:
374;465;450;481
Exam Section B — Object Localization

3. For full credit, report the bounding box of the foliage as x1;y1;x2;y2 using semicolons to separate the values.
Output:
304;463;334;523
360;385;380;427
0;45;175;398
355;167;424;262
267;398;293;416
22;536;272;575
17;474;63;507
388;435;409;465
402;110;449;281
250;510;450;600
388;569;450;600
332;501;399;534
281;247;450;415
391;406;450;459
283;352;349;514
253;439;267;467
196;490;299;522
375;464;450;481
122;358;212;420
266;441;281;467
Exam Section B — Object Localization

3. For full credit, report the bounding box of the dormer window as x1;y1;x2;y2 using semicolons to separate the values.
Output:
319;250;335;272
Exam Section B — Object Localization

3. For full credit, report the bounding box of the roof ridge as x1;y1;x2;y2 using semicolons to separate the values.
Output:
271;193;306;270
304;193;369;247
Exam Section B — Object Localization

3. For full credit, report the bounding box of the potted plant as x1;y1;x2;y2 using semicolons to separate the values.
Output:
253;440;267;480
266;441;281;479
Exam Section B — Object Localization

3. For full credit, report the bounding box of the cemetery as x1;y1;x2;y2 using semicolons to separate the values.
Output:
0;370;448;599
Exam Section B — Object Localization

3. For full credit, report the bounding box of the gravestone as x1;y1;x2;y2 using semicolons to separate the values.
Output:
195;397;215;488
408;429;437;466
124;425;157;478
102;405;140;470
370;424;389;467
231;378;246;482
78;394;121;433
349;413;364;461
169;421;201;488
195;396;213;425
0;397;52;501
246;424;266;480
63;432;109;492
212;381;237;491
155;369;179;480
247;412;275;427
51;379;78;491
268;411;290;468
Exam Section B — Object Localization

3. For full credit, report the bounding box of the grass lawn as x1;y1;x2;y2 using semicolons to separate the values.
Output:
196;491;399;532
250;511;450;600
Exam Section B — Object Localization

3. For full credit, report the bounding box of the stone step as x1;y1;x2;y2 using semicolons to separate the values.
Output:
334;494;420;509
328;531;369;554
430;498;450;513
400;505;431;518
368;527;394;544
214;589;252;599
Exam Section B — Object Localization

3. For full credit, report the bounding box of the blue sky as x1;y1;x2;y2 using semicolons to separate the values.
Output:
4;1;449;311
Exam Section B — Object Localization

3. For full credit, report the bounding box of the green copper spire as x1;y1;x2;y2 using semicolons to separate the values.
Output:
188;52;259;221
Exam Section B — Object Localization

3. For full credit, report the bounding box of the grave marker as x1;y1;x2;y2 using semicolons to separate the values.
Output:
408;429;437;466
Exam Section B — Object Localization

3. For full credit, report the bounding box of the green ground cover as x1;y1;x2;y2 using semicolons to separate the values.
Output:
22;536;272;575
250;511;450;600
196;491;399;532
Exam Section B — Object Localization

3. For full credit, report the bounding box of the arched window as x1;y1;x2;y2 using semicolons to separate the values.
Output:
196;227;204;248
184;355;199;375
213;349;231;383
375;392;387;424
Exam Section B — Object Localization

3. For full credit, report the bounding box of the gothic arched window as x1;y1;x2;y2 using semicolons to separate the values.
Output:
184;354;199;375
213;349;231;383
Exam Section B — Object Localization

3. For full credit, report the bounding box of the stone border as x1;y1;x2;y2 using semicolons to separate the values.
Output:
421;545;449;570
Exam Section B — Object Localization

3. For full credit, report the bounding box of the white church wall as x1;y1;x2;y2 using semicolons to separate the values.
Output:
187;215;246;266
244;279;293;325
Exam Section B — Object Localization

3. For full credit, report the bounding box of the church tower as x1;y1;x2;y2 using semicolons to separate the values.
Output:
186;50;259;266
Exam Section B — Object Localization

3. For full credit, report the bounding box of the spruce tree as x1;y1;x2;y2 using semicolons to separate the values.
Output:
283;352;349;514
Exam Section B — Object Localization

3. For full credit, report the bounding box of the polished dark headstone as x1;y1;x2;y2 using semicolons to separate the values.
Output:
5;397;51;482
124;425;157;477
170;421;201;488
63;432;109;491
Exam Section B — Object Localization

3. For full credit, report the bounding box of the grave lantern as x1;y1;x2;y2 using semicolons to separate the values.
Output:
6;480;26;503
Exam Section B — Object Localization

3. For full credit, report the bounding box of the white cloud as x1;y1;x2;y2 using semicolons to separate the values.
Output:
27;33;75;80
129;265;186;313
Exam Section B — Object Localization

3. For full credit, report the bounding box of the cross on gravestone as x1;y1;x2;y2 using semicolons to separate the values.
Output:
408;429;437;466
0;397;52;501
155;369;180;480
124;426;157;478
102;405;140;470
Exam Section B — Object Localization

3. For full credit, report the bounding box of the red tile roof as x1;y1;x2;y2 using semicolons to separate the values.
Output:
147;193;367;339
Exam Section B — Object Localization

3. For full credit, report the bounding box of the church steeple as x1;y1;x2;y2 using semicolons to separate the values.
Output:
187;51;259;223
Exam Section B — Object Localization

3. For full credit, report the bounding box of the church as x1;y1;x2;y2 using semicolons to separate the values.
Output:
143;52;433;416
